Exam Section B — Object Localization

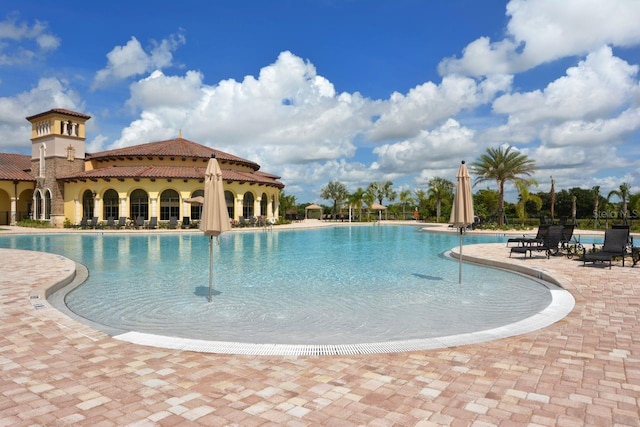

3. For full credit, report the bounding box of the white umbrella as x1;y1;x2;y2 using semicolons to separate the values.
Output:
449;160;475;284
200;154;230;302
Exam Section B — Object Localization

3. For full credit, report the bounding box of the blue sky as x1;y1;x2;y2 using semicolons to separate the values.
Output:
1;0;639;204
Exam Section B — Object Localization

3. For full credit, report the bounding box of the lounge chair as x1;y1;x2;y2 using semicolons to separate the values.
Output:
168;217;178;229
583;228;631;268
117;217;128;229
89;216;99;229
510;225;564;259
134;216;145;229
507;224;549;247
79;216;88;229
146;217;158;229
106;217;116;229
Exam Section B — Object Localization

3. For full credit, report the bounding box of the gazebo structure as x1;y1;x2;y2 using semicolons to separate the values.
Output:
370;203;387;221
305;204;323;220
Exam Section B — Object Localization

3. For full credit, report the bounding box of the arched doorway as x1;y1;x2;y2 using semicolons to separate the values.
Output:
242;192;254;219
190;190;204;220
82;190;94;219
103;189;119;220
130;189;149;220
34;190;42;219
225;191;234;220
260;192;268;216
160;189;180;220
44;190;51;220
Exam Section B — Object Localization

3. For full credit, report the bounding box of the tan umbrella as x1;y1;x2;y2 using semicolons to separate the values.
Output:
449;160;475;284
200;154;230;302
184;196;204;205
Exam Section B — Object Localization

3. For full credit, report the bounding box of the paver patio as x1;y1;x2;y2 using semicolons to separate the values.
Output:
0;224;638;426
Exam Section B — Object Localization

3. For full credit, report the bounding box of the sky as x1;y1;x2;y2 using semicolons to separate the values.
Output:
0;0;639;204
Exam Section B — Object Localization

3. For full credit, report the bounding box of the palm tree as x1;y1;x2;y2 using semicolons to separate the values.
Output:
348;188;366;220
278;190;297;221
607;183;630;224
592;185;601;229
414;189;427;219
470;146;536;226
320;180;349;218
514;179;541;225
367;181;396;205
399;189;414;220
427;177;454;223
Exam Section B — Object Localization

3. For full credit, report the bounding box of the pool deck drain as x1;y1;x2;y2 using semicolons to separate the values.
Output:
113;285;574;356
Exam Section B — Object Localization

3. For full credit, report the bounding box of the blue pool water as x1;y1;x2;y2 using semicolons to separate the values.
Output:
1;226;556;345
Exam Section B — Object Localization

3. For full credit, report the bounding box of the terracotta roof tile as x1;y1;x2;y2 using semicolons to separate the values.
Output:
58;165;284;188
89;138;259;170
0;153;34;181
26;108;91;121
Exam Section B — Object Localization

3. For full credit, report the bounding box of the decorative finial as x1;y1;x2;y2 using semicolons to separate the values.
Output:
461;160;465;164
211;153;216;159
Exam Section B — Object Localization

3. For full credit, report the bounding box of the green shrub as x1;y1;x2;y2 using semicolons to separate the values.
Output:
16;219;53;228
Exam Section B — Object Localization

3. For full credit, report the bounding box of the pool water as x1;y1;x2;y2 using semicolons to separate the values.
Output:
1;226;555;345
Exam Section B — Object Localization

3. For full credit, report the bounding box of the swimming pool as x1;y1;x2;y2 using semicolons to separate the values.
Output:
0;225;572;354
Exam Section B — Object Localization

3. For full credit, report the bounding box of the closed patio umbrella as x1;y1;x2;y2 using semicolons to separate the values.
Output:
200;154;230;302
449;160;474;284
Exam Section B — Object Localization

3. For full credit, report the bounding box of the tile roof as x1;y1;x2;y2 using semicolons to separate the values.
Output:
89;138;259;170
26;108;91;121
58;165;284;188
0;153;34;181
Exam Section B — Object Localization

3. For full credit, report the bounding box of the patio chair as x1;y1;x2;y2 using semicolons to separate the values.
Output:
582;228;631;268
507;224;549;247
168;217;178;229
510;225;564;259
106;217;116;229
79;216;88;229
134;216;145;229
117;217;128;229
89;216;99;229
146;217;158;229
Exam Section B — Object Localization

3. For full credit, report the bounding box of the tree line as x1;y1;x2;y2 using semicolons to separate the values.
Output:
279;146;638;228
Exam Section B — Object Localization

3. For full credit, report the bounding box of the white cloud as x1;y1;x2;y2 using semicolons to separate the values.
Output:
372;119;476;174
439;0;640;77
0;15;60;65
493;46;638;125
368;74;512;142
0;77;83;150
113;51;374;163
92;32;185;89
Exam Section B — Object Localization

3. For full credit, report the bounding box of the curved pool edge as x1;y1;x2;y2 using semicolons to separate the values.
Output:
28;241;576;356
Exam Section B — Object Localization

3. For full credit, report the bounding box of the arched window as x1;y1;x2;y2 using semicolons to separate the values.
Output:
103;189;119;220
130;189;149;220
34;190;42;219
260;192;268;216
44;190;51;220
242;192;254;219
225;191;234;220
190;190;204;220
82;190;94;219
160;189;180;221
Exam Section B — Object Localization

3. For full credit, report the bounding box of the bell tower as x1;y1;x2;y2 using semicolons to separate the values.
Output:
26;108;91;227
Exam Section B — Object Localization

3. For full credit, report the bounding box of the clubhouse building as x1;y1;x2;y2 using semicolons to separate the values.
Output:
0;109;284;227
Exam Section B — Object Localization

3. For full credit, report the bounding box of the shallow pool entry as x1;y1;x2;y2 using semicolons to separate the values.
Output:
1;226;573;353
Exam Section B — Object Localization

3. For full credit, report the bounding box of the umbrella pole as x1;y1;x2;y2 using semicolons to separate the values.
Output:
209;236;213;303
458;228;463;284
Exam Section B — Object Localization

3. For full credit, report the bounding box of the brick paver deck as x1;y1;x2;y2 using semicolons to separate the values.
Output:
1;225;638;426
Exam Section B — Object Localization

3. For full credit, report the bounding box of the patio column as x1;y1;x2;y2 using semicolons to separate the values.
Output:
10;197;17;225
